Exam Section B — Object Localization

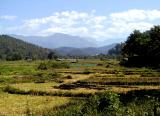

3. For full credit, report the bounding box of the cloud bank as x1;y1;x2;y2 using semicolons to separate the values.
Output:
1;9;160;41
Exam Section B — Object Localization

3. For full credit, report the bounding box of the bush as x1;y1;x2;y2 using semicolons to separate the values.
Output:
65;75;72;79
82;92;120;115
49;61;70;69
37;62;47;70
47;72;61;79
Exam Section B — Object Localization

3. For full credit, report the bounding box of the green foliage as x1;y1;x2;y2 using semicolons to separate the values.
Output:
37;61;70;70
122;26;160;57
37;62;48;70
120;94;160;116
0;76;14;83
48;90;160;116
108;43;124;56
82;92;120;115
6;52;22;61
51;92;121;116
122;30;149;57
47;52;58;60
121;26;160;67
42;101;84;116
49;61;70;69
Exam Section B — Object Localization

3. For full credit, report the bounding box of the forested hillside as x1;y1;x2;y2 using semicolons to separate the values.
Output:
0;35;51;60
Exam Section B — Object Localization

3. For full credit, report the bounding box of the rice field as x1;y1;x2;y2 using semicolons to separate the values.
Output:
0;59;160;115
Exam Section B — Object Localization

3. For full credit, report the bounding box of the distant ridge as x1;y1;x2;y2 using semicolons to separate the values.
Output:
11;33;97;48
55;44;117;56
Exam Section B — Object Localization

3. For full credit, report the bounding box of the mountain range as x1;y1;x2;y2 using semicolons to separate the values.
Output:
55;44;116;56
10;33;117;56
11;33;98;48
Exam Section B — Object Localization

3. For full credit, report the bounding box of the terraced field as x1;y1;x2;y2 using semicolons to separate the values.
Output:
0;59;160;115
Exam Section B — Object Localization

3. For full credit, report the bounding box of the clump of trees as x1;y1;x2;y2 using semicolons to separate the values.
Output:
107;43;124;60
108;43;124;56
121;26;160;67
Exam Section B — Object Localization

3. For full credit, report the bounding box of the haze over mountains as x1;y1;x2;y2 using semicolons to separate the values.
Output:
11;33;98;48
55;44;116;56
10;33;117;56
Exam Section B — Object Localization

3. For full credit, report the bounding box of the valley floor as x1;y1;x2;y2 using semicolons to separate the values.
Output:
0;59;160;115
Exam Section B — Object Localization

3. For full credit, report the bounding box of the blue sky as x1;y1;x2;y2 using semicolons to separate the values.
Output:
1;0;160;42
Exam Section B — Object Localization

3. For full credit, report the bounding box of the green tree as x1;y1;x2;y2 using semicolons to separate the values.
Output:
6;52;22;61
122;26;160;57
48;52;58;60
122;30;144;57
108;43;124;56
148;26;160;56
121;26;160;67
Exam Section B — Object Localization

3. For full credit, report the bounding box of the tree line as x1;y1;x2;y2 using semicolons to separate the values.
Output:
108;26;160;67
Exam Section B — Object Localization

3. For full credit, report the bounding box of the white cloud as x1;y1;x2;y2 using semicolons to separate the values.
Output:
3;9;160;41
0;15;17;20
110;9;160;22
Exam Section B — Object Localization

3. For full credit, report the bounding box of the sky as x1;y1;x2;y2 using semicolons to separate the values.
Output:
1;0;160;42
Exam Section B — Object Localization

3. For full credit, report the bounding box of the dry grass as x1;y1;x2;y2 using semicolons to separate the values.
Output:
107;86;160;93
11;82;58;91
0;92;70;116
11;82;100;94
11;82;160;96
62;74;90;84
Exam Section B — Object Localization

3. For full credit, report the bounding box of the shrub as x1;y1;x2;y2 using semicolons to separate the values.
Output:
37;62;47;70
49;61;70;69
51;92;121;116
46;72;61;80
65;75;72;79
82;92;120;115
